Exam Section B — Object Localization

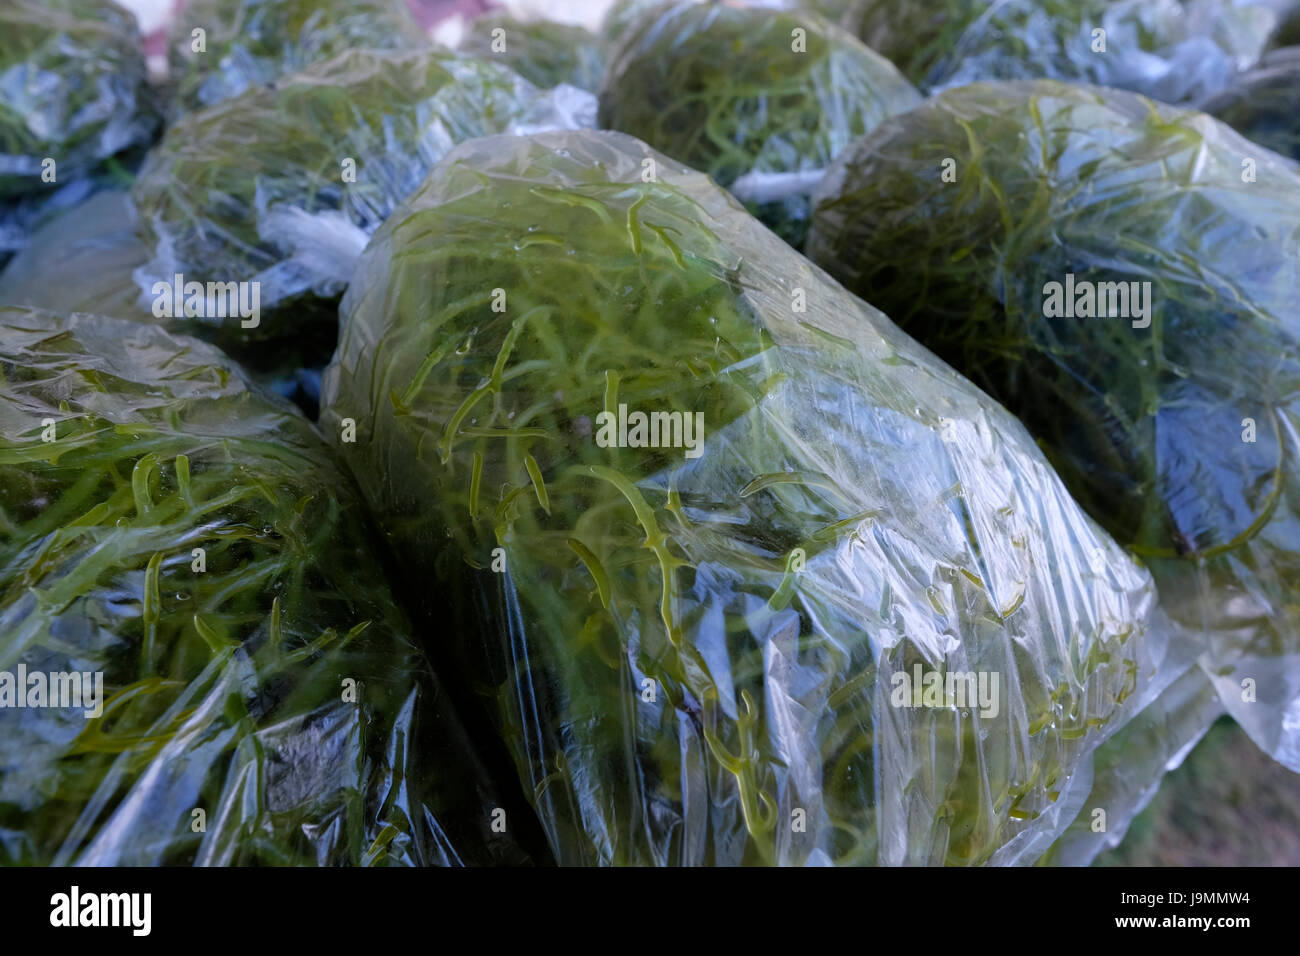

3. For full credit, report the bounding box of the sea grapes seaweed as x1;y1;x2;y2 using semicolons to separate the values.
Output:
808;79;1300;770
0;307;524;866
166;0;430;115
598;1;920;247
322;128;1175;866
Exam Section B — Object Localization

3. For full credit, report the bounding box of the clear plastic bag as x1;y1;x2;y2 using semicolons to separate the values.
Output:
1043;665;1225;865
0;0;157;200
0;192;326;416
166;0;431;114
0;191;148;320
1202;45;1300;162
458;14;606;91
808;79;1300;772
831;0;1285;104
130;47;596;357
599;1;920;246
0;307;526;866
321;128;1182;866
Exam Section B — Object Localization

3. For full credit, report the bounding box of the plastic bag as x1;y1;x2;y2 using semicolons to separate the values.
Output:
0;0;157;199
320;128;1182;866
459;14;606;91
0;193;326;415
0;191;149;320
808;79;1300;772
598;1;920;247
1202;46;1300;162
0;307;526;866
166;0;431;114
1043;665;1224;865
830;0;1283;104
130;47;597;359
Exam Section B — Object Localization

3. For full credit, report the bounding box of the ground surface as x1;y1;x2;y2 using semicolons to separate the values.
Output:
1097;717;1300;866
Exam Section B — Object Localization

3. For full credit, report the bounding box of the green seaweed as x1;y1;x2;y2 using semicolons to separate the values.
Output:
321;128;1172;866
599;1;920;247
0;307;523;866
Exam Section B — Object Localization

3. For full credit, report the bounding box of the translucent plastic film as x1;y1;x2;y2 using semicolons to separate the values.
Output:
322;128;1182;866
808;79;1300;771
0;307;525;866
599;1;920;246
131;47;596;355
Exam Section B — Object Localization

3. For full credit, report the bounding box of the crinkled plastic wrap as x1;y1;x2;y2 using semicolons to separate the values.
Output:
131;47;597;357
0;192;324;415
829;0;1283;103
321;128;1179;866
0;0;157;199
0;192;149;321
0;307;524;866
166;0;431;114
1044;666;1224;865
808;80;1300;771
1202;46;1300;161
598;1;920;247
459;14;606;91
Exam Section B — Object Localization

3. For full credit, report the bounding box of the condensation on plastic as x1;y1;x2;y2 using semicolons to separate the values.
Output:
1202;46;1300;162
1044;665;1225;865
320;128;1184;866
598;0;920;246
0;307;525;866
130;47;596;354
166;0;431;115
807;79;1300;772
830;0;1284;104
458;14;607;91
0;0;157;198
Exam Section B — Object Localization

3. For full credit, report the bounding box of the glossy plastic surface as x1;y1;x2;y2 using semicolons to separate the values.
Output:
809;79;1300;771
322;128;1179;866
598;1;920;246
131;47;596;353
0;308;523;866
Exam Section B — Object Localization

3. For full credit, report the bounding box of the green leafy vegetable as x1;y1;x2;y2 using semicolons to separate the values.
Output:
808;79;1300;770
0;307;523;866
321;128;1176;866
459;14;606;91
598;1;920;246
166;0;430;114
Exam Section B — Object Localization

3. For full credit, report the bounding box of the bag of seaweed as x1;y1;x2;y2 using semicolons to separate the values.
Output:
320;127;1185;866
807;79;1300;771
598;0;920;247
130;47;596;364
0;0;158;267
458;14;606;92
0;307;526;866
165;0;431;115
828;0;1287;103
0;0;157;199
